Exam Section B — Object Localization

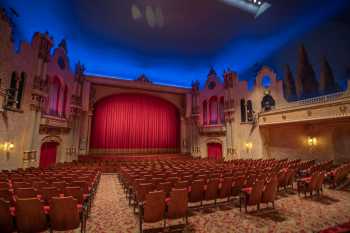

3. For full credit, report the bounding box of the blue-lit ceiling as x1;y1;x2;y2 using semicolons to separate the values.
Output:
1;0;349;87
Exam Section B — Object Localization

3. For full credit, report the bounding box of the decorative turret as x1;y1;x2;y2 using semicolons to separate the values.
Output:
191;80;200;118
58;38;68;54
135;74;152;84
319;57;338;95
283;64;297;101
37;32;53;62
75;61;85;82
223;69;237;89
208;66;217;76
295;44;319;98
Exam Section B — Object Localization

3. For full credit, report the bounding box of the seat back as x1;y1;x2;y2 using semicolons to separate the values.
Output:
40;187;60;204
232;176;245;196
174;180;189;189
157;182;172;196
262;176;278;203
15;197;48;233
205;178;220;201
0;189;11;202
50;197;80;231
0;182;9;189
167;188;188;219
136;183;154;202
308;172;320;191
64;186;83;204
0;199;14;233
143;191;166;223
218;177;233;198
247;179;265;206
13;182;31;189
189;179;205;203
52;181;66;193
15;188;37;199
315;172;325;190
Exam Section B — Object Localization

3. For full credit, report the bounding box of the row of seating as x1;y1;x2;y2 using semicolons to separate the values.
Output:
327;162;350;188
0;166;101;233
297;171;326;197
117;158;309;232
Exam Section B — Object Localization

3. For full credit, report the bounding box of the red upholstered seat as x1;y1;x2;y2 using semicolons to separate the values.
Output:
242;187;252;194
9;206;16;216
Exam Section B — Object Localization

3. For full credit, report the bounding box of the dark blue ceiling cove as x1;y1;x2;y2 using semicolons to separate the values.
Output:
1;0;349;87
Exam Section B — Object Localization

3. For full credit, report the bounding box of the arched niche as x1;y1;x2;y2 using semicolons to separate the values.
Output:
255;66;278;89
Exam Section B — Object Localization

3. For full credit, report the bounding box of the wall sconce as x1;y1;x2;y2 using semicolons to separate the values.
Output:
0;142;14;160
307;137;317;146
0;142;14;151
244;142;253;153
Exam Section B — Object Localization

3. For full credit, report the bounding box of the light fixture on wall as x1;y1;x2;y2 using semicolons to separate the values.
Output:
0;142;14;151
244;142;253;153
307;137;317;146
0;142;14;160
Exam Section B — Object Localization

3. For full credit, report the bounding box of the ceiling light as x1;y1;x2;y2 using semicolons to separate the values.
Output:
220;0;272;18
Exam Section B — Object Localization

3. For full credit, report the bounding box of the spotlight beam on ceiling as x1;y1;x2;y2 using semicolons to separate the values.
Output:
220;0;272;18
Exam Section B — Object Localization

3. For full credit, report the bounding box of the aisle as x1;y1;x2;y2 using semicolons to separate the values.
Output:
86;175;138;233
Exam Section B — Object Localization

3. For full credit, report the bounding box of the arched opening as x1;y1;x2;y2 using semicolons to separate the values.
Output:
261;75;272;89
219;96;225;124
48;77;61;116
209;96;218;125
62;85;68;117
203;100;208;125
7;72;18;108
207;143;222;160
90;93;180;154
39;141;59;168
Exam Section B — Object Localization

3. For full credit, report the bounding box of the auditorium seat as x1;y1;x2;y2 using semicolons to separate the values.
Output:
0;198;14;233
218;176;233;202
50;196;85;233
139;190;166;233
166;188;189;227
261;176;278;208
240;179;265;213
189;179;205;207
15;197;49;233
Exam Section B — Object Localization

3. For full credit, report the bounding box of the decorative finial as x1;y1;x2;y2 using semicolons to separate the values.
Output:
59;38;68;54
208;66;217;76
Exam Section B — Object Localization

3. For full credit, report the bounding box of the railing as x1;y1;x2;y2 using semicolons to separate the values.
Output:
45;109;66;118
263;91;346;114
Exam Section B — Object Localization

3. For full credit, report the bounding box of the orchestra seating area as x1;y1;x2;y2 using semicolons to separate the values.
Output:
1;155;350;233
0;165;101;233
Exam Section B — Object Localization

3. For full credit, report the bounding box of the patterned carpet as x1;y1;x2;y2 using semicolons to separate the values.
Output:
84;175;350;233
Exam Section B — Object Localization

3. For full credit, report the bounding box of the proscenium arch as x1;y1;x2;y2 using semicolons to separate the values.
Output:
93;92;182;113
90;93;181;153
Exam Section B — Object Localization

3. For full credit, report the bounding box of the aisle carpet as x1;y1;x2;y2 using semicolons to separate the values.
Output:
84;175;350;233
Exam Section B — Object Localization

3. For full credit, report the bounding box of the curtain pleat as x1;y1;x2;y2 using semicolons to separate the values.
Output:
90;94;180;152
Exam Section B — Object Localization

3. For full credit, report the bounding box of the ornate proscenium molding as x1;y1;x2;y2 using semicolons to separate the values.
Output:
135;74;152;84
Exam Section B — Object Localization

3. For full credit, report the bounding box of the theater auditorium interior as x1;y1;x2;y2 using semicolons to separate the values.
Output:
0;0;350;233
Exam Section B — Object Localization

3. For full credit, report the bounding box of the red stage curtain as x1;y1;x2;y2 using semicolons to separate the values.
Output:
40;142;58;169
90;94;180;152
207;143;222;160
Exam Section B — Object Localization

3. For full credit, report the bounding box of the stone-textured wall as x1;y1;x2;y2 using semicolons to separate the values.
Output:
0;12;84;170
